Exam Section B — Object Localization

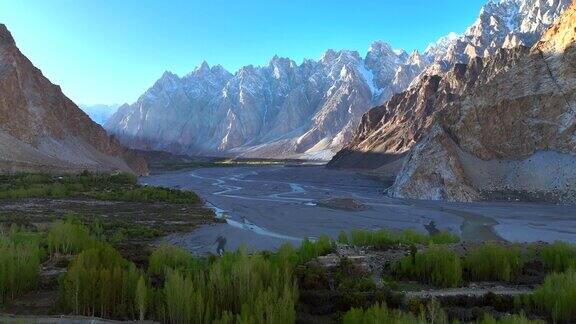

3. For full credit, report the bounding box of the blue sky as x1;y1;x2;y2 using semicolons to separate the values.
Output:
0;0;487;105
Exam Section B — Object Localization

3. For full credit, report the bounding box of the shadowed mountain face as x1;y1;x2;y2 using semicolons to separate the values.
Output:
0;24;147;175
333;0;576;203
104;0;569;160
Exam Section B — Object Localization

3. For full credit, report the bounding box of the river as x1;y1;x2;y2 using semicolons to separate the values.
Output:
142;165;576;254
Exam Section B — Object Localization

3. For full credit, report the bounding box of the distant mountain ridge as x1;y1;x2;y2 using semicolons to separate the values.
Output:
80;104;119;125
105;0;570;160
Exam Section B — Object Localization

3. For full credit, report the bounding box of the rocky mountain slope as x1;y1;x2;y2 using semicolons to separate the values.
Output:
106;0;569;160
0;24;147;175
345;0;576;202
330;0;570;170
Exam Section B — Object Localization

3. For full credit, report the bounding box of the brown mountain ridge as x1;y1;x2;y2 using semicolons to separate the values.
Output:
0;24;147;175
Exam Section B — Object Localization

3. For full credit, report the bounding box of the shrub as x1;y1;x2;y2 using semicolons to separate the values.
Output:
58;244;142;319
47;220;97;255
479;313;545;324
342;300;447;324
148;244;204;277
523;269;576;322
338;230;349;244
92;186;200;204
394;245;462;287
298;235;334;263
539;241;576;273
345;229;459;250
161;247;297;323
349;229;399;249
0;227;41;304
429;231;460;244
463;244;524;282
135;275;149;321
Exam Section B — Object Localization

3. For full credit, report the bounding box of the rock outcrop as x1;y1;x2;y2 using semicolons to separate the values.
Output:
0;24;148;175
328;48;528;170
391;0;576;202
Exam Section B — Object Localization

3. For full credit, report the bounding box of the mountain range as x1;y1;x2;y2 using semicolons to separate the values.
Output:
105;0;571;161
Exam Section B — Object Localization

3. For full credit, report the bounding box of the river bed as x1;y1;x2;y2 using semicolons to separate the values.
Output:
142;166;576;254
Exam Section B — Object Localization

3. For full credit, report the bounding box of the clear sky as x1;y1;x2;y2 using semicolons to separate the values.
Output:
0;0;488;105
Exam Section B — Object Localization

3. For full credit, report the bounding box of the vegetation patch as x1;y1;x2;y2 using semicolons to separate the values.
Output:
148;244;205;277
163;248;297;323
517;269;576;323
298;235;335;263
463;243;524;282
47;220;97;255
0;226;42;305
58;244;142;318
538;241;576;273
343;299;448;324
394;245;462;287
339;228;459;250
0;172;199;204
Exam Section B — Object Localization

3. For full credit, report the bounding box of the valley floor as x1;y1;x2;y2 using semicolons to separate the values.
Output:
141;165;576;254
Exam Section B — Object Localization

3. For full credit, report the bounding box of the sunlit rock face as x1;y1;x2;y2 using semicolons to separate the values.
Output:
391;1;576;202
330;0;571;171
0;24;147;175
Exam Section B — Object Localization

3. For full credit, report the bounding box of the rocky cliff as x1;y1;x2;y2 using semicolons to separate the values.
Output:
0;24;148;175
391;0;576;202
330;0;570;170
328;48;527;170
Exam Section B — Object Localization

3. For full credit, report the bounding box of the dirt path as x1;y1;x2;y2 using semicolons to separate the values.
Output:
405;284;533;299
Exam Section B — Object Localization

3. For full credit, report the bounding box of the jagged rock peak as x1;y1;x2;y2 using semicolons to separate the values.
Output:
406;50;427;66
426;0;571;63
367;40;395;55
195;60;210;72
160;70;179;80
153;71;181;90
424;32;459;58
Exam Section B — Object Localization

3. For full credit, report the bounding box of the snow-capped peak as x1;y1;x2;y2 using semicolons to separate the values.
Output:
424;32;459;57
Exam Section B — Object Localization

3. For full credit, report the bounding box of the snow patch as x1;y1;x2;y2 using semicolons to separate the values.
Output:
357;61;382;97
